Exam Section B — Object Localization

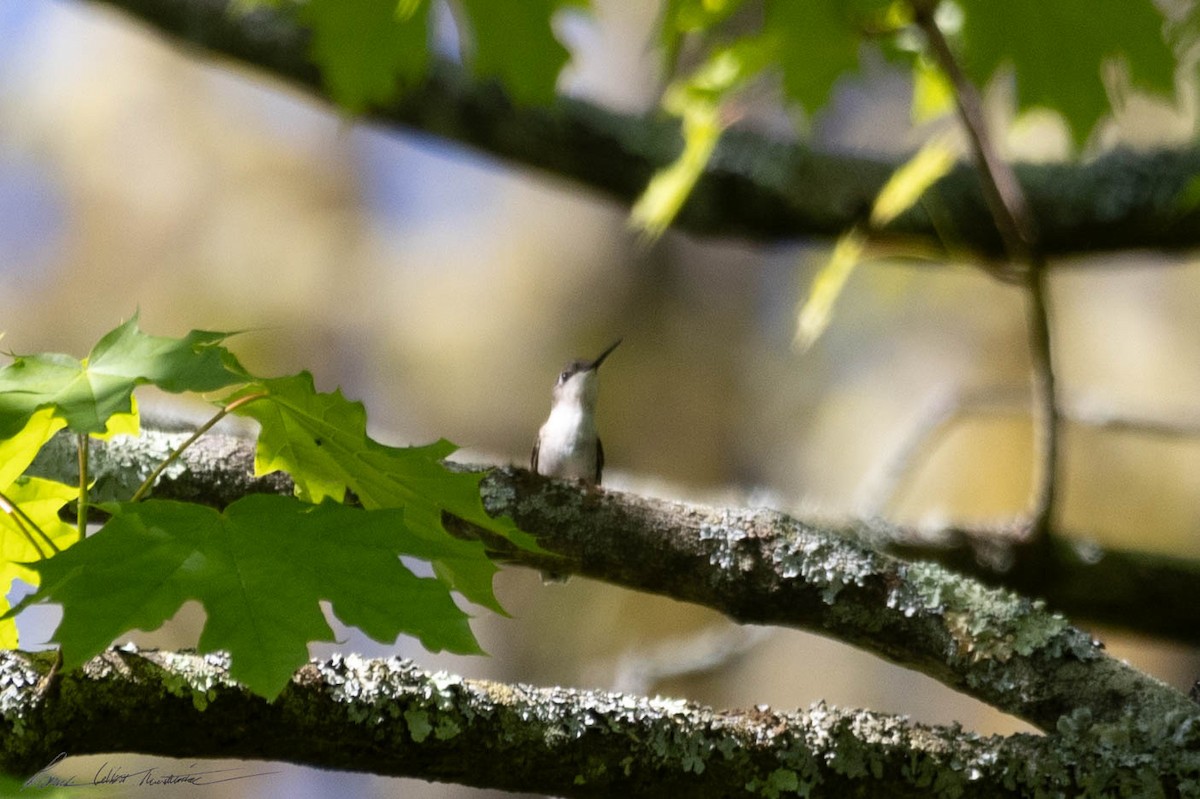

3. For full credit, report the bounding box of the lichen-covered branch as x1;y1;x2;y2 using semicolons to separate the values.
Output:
2;647;1198;797
471;469;1192;734
85;0;1200;256
26;431;1199;735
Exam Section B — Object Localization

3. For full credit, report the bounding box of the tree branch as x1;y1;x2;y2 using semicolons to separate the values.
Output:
469;469;1190;734
1;647;1196;797
83;0;1200;256
26;431;1199;733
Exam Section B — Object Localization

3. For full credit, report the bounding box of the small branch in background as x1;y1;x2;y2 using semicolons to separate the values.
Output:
910;3;1059;542
860;385;1028;517
130;392;268;503
606;624;774;696
1023;269;1058;540
863;385;1200;518
1067;404;1200;437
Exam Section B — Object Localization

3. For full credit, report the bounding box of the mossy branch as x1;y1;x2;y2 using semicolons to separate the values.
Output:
86;0;1200;257
1;647;1197;797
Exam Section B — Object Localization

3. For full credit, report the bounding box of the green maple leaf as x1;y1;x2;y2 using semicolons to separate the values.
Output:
660;0;747;76
957;0;1176;146
456;0;586;105
766;0;892;116
300;0;431;112
0;313;246;440
633;35;773;237
272;0;585;110
230;373;534;613
18;496;480;699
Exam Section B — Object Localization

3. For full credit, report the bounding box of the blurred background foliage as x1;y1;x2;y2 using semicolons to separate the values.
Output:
1;0;1200;796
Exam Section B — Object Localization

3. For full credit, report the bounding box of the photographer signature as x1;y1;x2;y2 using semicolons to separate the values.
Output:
23;753;278;790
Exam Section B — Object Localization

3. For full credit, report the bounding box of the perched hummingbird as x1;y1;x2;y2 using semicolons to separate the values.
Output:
531;338;622;485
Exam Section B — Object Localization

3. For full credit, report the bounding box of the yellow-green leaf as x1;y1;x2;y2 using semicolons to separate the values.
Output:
0;477;77;586
632;36;773;238
911;57;955;123
794;228;868;352
0;408;65;489
0;409;79;646
630;104;722;238
93;396;140;441
870;136;957;227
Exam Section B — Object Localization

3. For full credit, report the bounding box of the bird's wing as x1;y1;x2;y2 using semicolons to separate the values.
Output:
595;437;604;484
530;439;540;473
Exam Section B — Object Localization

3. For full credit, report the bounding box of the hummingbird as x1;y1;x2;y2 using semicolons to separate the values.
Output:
531;338;622;485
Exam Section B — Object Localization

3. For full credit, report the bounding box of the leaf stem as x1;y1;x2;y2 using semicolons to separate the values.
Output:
130;392;269;503
76;433;88;542
911;2;1059;540
0;488;59;557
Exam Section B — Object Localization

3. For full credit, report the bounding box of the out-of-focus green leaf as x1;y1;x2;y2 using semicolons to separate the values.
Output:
631;104;721;238
632;36;772;237
870;136;957;227
660;0;748;76
1177;174;1200;214
246;0;586;109
795;229;868;352
957;0;1176;147
0;313;245;440
396;0;422;20
229;0;281;10
456;0;588;106
663;0;745;34
19;496;482;700
911;57;954;123
766;0;893;115
300;0;431;111
795;137;954;351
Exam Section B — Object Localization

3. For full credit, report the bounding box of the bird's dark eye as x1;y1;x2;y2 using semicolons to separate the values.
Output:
558;371;570;383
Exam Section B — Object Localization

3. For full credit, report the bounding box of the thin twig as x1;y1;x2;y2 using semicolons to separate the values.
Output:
607;624;774;696
911;3;1059;540
129;392;269;503
1068;405;1200;437
76;433;88;542
864;383;1200;519
1024;265;1058;537
859;385;1028;516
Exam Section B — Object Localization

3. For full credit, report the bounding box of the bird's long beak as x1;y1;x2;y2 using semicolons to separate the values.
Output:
588;338;622;370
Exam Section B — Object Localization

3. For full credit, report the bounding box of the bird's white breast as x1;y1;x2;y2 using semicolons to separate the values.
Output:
536;403;598;481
